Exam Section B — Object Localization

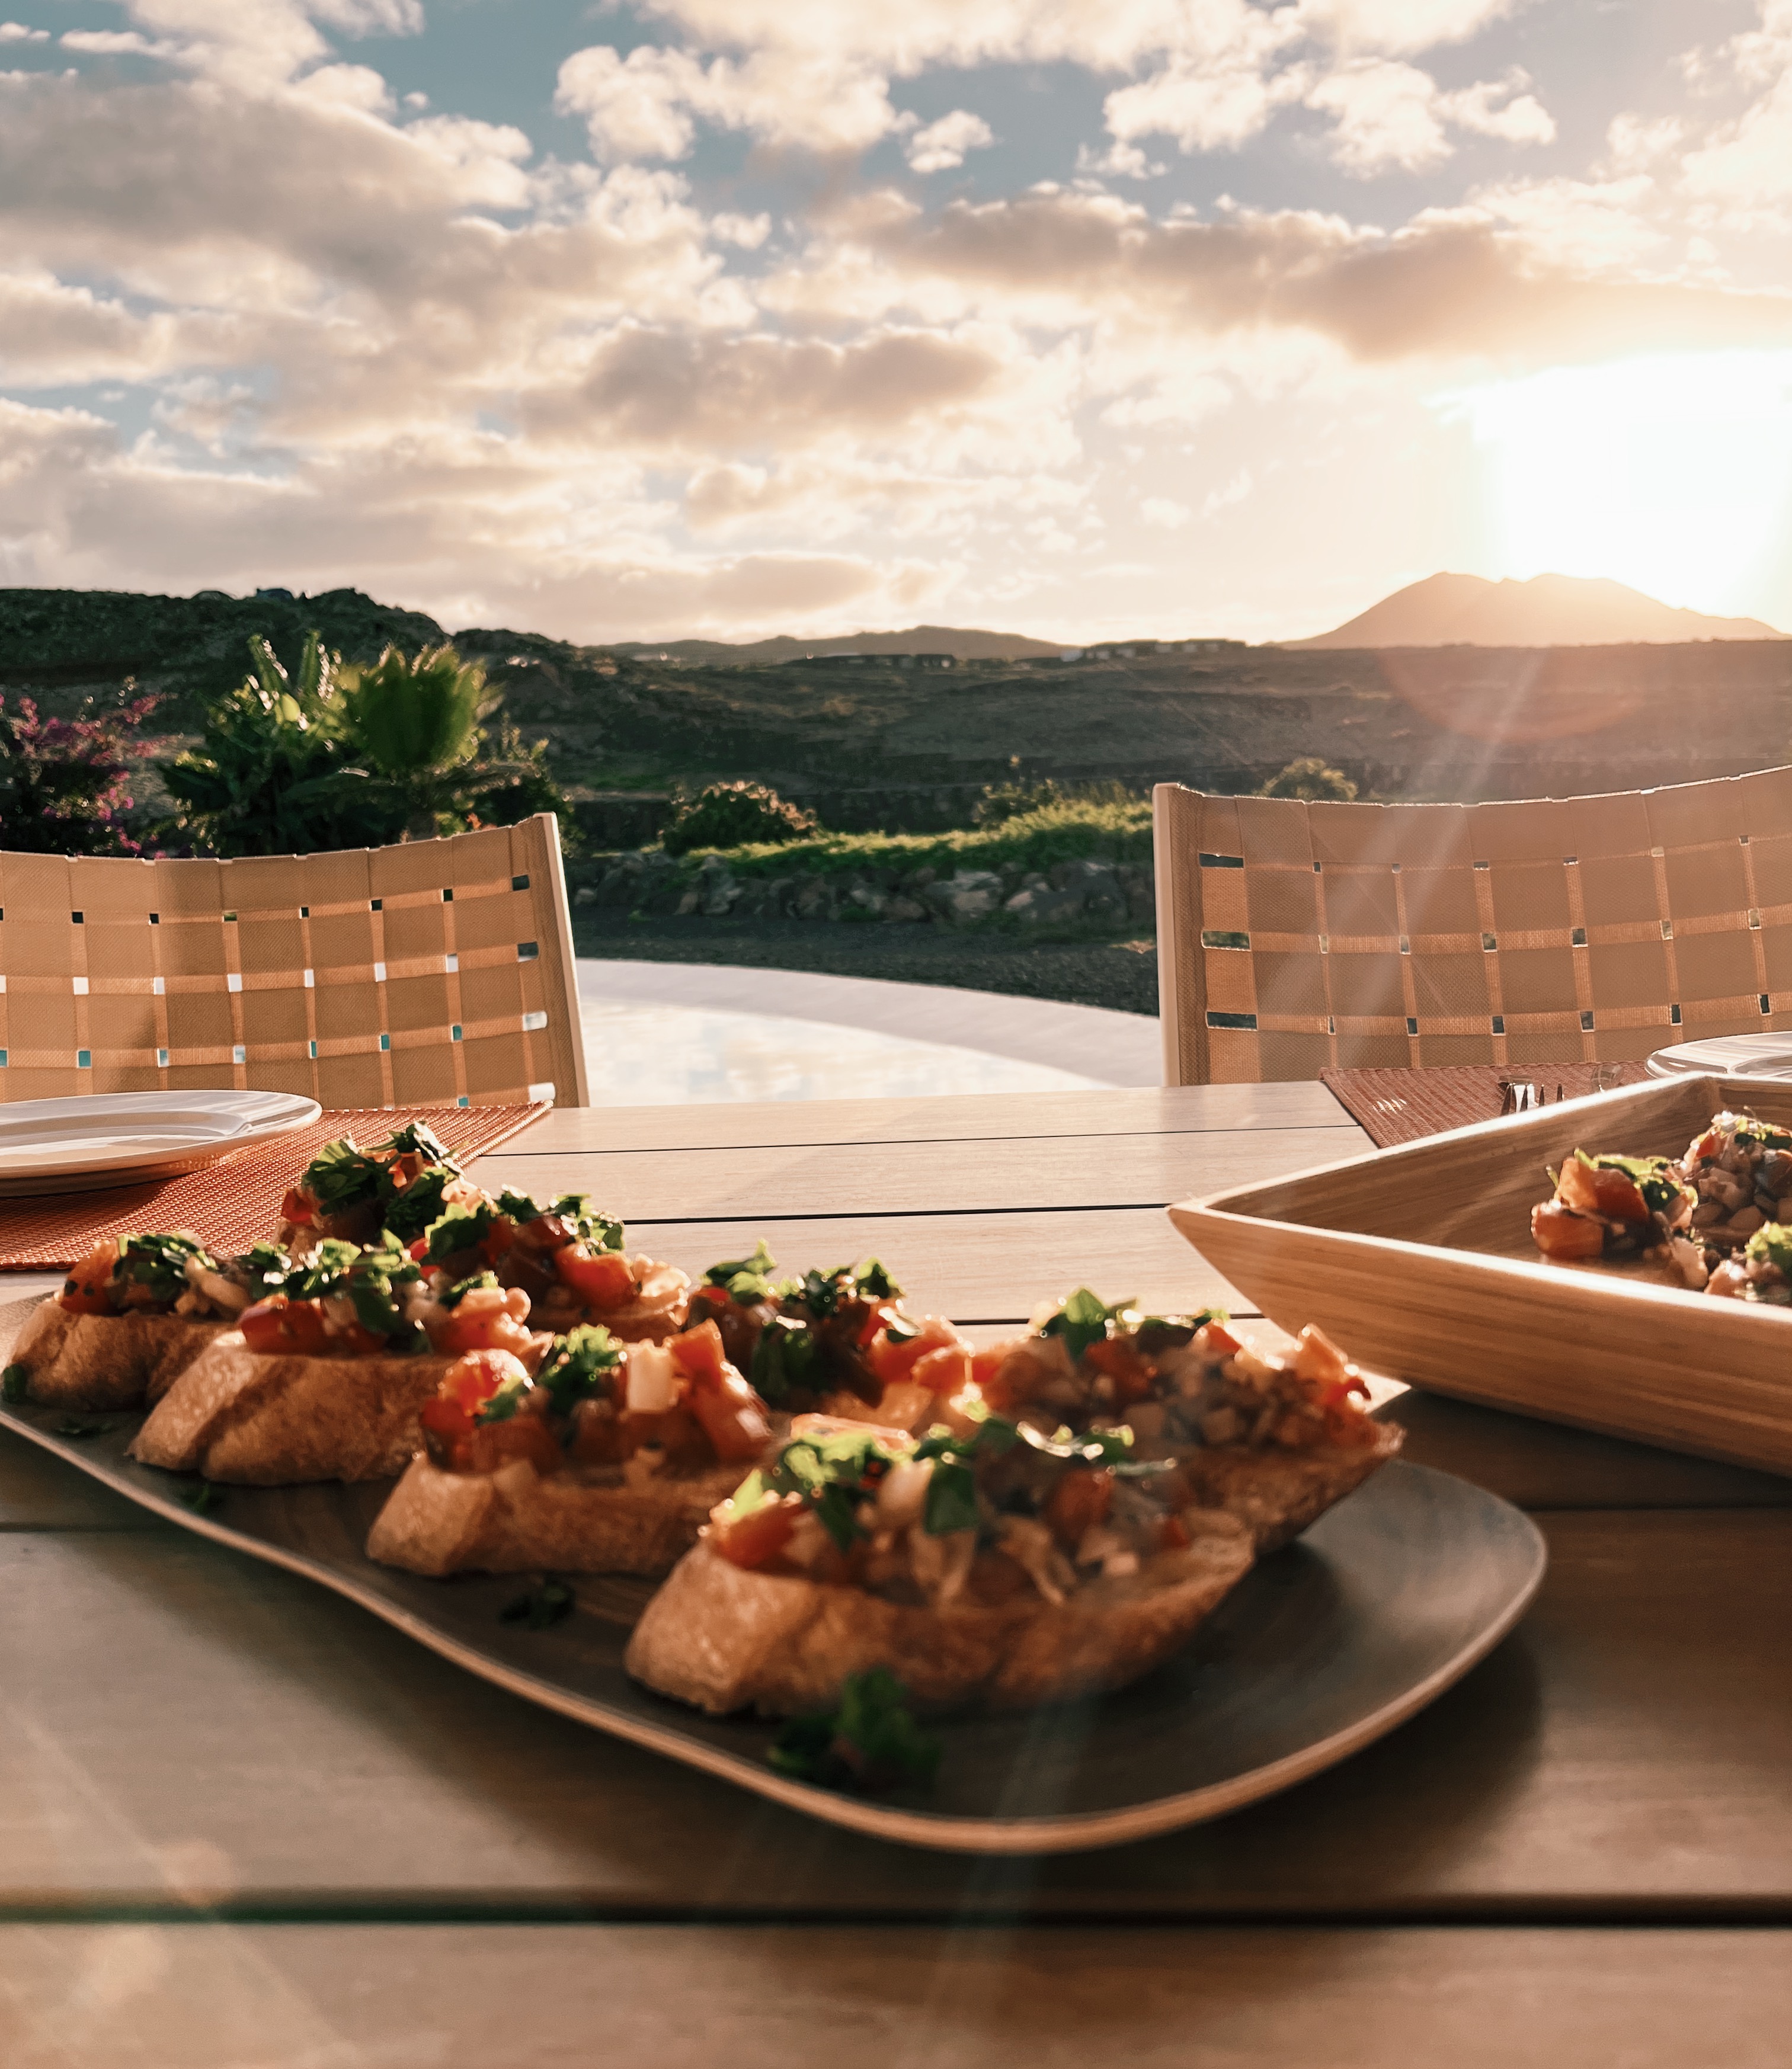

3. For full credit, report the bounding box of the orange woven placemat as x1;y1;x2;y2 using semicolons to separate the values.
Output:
0;1104;549;1270
1320;1064;1653;1149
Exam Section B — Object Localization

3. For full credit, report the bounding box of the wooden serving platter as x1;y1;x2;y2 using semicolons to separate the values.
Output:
0;1315;1543;1854
1172;1072;1792;1478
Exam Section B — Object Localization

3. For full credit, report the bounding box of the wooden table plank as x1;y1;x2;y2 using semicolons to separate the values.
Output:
478;1126;1366;1222
620;1209;1238;1320
2;1926;1785;2069
1;1510;1785;1914
499;1082;1359;1156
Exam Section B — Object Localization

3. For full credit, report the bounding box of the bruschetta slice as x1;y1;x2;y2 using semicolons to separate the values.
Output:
969;1293;1404;1555
366;1317;773;1577
3;1234;290;1411
129;1234;546;1484
624;1413;1255;1717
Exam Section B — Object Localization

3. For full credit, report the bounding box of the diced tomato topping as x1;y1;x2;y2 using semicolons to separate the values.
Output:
670;1317;727;1387
60;1240;121;1316
280;1188;315;1226
478;1220;514;1264
712;1491;802;1570
867;1313;964;1385
1530;1199;1607;1260
687;1365;772;1462
1197;1321;1241;1358
1084;1335;1157;1403
427;1300;535;1357
240;1295;329;1356
554;1245;639;1309
408;1236;430;1261
1159;1513;1191;1551
1042;1466;1114;1548
974;1341;1057;1413
910;1343;972;1395
439;1346;531;1414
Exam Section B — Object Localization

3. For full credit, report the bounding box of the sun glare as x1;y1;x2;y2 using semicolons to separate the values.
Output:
1459;352;1792;619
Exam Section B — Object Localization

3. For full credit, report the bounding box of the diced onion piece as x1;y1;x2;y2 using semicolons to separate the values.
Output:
625;1340;680;1414
876;1457;933;1531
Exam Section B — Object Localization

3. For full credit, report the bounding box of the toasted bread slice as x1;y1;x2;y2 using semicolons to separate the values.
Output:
1176;1421;1406;1555
129;1334;451;1484
624;1511;1255;1718
7;1299;229;1411
366;1455;743;1577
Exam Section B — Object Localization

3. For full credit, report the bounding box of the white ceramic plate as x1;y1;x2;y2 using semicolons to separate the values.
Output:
0;1091;321;1197
1646;1033;1792;1080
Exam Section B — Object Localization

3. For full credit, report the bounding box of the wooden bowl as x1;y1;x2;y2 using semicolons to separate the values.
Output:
1170;1072;1792;1478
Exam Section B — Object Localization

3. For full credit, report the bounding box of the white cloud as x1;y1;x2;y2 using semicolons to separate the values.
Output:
905;110;994;174
1603;111;1684;174
1201;468;1253;517
1292;0;1534;57
555;40;902;159
1141;495;1190;526
0;21;49;41
62;30;184;57
1682;8;1792;211
1305;60;1553;173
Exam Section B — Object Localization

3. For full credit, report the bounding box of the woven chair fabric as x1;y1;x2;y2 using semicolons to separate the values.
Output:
1153;773;1792;1085
0;815;589;1108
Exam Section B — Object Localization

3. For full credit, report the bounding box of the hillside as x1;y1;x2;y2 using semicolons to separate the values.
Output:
1292;572;1787;648
613;624;1065;664
7;588;1792;844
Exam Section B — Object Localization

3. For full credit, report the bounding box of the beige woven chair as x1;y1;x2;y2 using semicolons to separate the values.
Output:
1154;774;1792;1085
0;813;589;1107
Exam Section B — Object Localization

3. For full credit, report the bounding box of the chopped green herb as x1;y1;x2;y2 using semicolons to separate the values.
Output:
474;1374;532;1425
922;1456;980;1536
1017;1420;1138;1468
854;1258;900;1301
1579;1151;1691;1217
1;1363;28;1404
495;1191;624;1251
235;1241;293;1301
440;1269;499;1310
499;1578;575;1629
120;1231;213;1304
534;1325;622;1415
423;1202;505;1263
703;1239;780;1302
55;1417;106;1440
382;1165;458;1242
380;1122;456;1165
767;1668;940;1793
295;1137;387;1213
179;1482;223;1516
1041;1287;1136;1363
748;1313;818;1403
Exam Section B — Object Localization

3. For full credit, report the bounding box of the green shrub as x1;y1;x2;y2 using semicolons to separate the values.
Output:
663;780;817;856
160;635;570;856
1259;757;1358;803
0;689;159;856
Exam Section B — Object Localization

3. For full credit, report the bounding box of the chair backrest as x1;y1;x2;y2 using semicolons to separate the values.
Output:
1154;771;1792;1085
0;813;589;1107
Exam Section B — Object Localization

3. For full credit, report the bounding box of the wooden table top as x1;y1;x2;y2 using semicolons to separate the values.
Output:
3;1079;1787;2067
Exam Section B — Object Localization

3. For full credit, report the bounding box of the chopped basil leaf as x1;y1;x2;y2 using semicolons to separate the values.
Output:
535;1325;622;1415
922;1456;979;1536
440;1269;498;1311
498;1578;574;1629
120;1231;213;1303
297;1138;387;1213
423;1203;503;1263
380;1122;456;1167
475;1375;532;1425
1744;1222;1792;1279
496;1188;543;1224
2;1364;28;1404
235;1241;292;1300
1040;1286;1135;1363
812;1482;862;1552
728;1468;770;1515
179;1482;223;1516
748;1314;817;1403
703;1238;779;1301
853;1259;900;1300
545;1196;625;1251
767;1667;940;1792
383;1166;458;1242
282;1238;364;1301
1017;1420;1137;1467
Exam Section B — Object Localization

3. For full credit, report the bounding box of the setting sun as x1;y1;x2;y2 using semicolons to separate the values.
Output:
1462;352;1792;621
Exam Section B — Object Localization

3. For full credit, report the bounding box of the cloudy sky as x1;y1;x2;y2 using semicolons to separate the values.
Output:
2;0;1791;644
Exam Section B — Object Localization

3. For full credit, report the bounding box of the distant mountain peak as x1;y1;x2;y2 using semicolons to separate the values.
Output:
1289;572;1788;649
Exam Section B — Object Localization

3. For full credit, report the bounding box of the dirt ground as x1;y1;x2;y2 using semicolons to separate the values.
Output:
572;909;1161;1016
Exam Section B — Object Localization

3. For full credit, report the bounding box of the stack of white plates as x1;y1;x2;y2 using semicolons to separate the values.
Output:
0;1091;321;1197
1644;1034;1792;1081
